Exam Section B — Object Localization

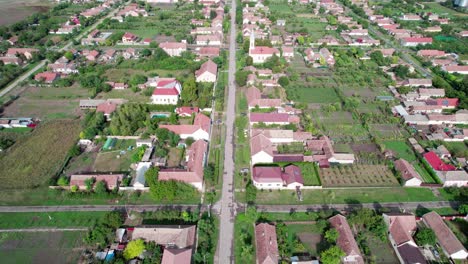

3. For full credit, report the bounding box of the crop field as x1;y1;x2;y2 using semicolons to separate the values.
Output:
370;124;408;140
0;231;86;264
320;164;399;187
0;0;50;26
0;120;80;189
2;86;87;120
0;212;107;228
313;111;370;142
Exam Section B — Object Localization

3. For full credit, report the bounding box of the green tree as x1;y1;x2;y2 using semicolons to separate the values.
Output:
415;228;436;246
325;228;339;243
245;180;256;204
320;246;345;264
57;176;69;186
103;211;124;229
235;70;249;86
278;76;290;87
393;65;409;79
123;239;146;260
64;51;74;61
68;144;81;157
459;204;468;214
181;76;198;105
84;178;95;191
94;181;107;194
130;74;147;86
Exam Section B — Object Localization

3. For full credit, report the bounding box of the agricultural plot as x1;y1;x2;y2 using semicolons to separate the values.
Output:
0;120;80;189
2;86;88;120
0;231;86;264
320;164;399;187
370;124;409;140
287;223;324;256
313;111;370;142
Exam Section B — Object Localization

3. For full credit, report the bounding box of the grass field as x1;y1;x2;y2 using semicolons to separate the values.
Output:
383;140;417;162
367;233;399;263
422;2;468;17
320;164;399;187
0;120;80;189
0;0;50;26
246;187;445;205
2;86;87;120
0;231;86;264
0;212;107;228
287;86;339;104
443;141;468;158
234;213;256;264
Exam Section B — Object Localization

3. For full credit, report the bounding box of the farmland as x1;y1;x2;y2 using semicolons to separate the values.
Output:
320;164;399;187
0;231;86;264
383;140;417;162
0;212;107;229
0;120;80;189
0;0;51;26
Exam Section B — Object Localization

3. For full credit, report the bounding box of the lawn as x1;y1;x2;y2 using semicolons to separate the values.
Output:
247;187;444;205
166;147;184;167
286;223;323;256
413;163;437;184
93;150;135;172
234;213;256;264
0;212;107;228
422;2;468;17
287;86;339;104
367;233;399;263
443;141;468;158
0;231;86;264
320;164;399;187
383;140;417;162
0;120;80;189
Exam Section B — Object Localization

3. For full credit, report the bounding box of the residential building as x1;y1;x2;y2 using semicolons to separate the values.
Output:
158;139;208;190
249;32;280;64
401;37;433;47
442;65;468;74
394;159;423;187
246;87;282;109
96;101;117;120
150;78;182;105
34;72;59;83
159;42;187;57
422;212;468;260
159;113;211;141
255;223;279;264
252;165;304;189
328;215;364;264
69;174;124;190
195;60;217;83
122;32;138;44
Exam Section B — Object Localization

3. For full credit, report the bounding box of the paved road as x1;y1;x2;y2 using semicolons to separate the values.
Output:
214;0;238;263
0;4;123;98
0;228;87;232
0;204;201;213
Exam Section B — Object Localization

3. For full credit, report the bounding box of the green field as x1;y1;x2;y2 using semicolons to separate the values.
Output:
383;140;417;162
0;212;107;228
245;187;446;205
0;231;86;264
287;86;339;104
234;213;256;264
422;2;468;17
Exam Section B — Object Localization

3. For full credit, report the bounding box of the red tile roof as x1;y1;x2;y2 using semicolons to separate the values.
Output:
96;102;117;115
152;88;180;96
329;215;364;264
423;151;456;171
250;46;280;55
417;49;445;57
195;60;218;77
34;72;59;83
423;211;467;257
255;223;279;264
394;159;422;182
252;166;283;183
403;37;433;43
161;248;192;264
250;113;289;123
435;98;459;107
282;165;304;185
444;65;468;72
198;47;220;57
160;42;187;50
70;174;124;190
176;107;199;116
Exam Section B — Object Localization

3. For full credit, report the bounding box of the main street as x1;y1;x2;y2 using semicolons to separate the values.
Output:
0;3;124;98
214;0;238;262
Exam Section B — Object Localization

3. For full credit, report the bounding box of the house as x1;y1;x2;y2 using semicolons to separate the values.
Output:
404;78;432;87
195;60;217;83
255;223;279;264
418;88;445;99
377;48;395;57
159;42;187;57
442;65;468;74
136;138;153;148
249;32;280;64
250;134;274;165
151;78;182;105
158;139;208;190
394;159;423;187
122;32;138;44
83;50;100;61
34;72;59;83
423;151;456;171
401;37;433;47
282;46;294;61
246;87;282;109
328;215;364;264
252;165;304;189
69;174;124;190
101;49;116;61
176;107;199;117
307;136;355;166
249;113;295;125
0;56;22;65
130;225;195;249
7;36;18;45
197;47;220;58
417;49;446;58
196;34;222;46
382;213;426;264
159;113;211;141
106;82;128;90
6;48;38;60
123;48;136;59
401;14;421;21
251;129;312;144
48;61;79;74
425;26;442;33
436;170;468;187
96;102;117;120
161;248;192;264
422;212;468;260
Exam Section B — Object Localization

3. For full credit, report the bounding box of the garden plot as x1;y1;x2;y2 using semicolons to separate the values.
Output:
370;124;409;140
314;111;370;142
320;164;399;187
